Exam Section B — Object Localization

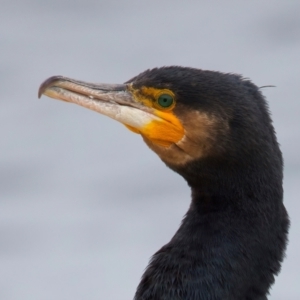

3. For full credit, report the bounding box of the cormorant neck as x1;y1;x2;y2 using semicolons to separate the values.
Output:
180;152;283;207
134;158;288;300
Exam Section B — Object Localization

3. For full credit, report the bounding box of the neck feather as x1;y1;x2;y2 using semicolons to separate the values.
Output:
134;161;288;300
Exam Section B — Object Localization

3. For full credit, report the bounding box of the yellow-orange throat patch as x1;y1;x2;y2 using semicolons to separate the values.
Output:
143;111;184;147
125;85;185;147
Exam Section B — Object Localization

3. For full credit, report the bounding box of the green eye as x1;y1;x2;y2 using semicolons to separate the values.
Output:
157;94;174;108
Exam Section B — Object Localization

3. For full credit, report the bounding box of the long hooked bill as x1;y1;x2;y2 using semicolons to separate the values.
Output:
38;76;161;131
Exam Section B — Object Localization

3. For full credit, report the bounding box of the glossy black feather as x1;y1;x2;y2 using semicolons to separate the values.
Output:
128;67;289;300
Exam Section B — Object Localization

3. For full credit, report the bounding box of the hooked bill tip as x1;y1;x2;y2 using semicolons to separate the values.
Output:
38;75;64;98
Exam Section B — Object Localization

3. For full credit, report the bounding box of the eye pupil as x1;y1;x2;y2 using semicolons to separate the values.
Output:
158;94;174;108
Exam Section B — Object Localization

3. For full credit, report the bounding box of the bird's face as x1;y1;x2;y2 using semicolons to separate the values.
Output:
38;67;229;168
125;82;227;167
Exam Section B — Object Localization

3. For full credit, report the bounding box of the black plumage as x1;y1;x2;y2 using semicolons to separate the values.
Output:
129;67;289;300
39;66;289;300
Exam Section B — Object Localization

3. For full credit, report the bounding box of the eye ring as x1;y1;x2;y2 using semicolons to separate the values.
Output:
157;94;174;108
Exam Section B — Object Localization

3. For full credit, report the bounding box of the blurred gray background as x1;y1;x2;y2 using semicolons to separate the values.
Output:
1;0;299;299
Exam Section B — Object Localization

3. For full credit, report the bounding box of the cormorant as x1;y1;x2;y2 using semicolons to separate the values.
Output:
39;66;289;300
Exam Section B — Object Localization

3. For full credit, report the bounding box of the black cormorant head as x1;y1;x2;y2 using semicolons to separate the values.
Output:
39;66;282;186
39;67;288;300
